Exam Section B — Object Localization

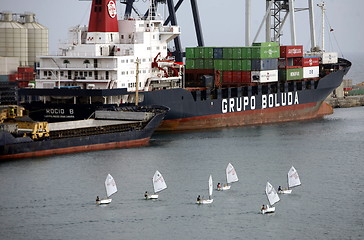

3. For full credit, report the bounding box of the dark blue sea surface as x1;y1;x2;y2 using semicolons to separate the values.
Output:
0;107;363;239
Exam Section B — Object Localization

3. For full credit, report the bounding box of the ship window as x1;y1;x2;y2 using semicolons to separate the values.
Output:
89;71;92;77
44;71;48;76
121;35;124;39
106;71;109;80
60;71;64;77
156;46;160;50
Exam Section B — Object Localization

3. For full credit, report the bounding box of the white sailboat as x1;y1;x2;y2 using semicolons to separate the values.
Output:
197;175;214;204
261;181;280;214
278;166;301;194
218;163;239;191
145;170;167;200
96;174;117;205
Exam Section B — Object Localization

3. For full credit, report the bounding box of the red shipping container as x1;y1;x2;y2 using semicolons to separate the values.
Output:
18;67;34;73
280;45;303;58
222;71;233;83
303;57;319;67
232;71;242;83
241;71;251;83
9;74;19;82
293;57;303;67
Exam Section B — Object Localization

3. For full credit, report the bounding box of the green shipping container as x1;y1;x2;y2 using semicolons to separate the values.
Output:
252;42;280;47
222;60;233;71
203;47;214;59
232;60;251;71
195;59;204;69
232;47;243;59
279;68;303;81
251;46;280;59
194;47;204;59
242;47;252;59
185;59;195;69
223;47;234;59
204;59;214;69
185;48;195;59
214;59;224;70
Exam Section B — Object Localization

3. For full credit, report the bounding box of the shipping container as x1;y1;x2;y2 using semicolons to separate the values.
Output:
251;46;280;59
203;47;214;59
231;71;242;83
195;59;204;69
203;59;214;69
303;66;319;79
185;59;195;69
194;47;204;59
251;70;278;83
252;42;279;47
222;60;233;71
321;52;338;64
213;48;223;59
214;59;224;70
240;71;251;83
242;47;252;59
223;47;234;59
185;48;195;59
279;68;303;81
278;58;302;69
18;67;34;73
232;60;251;71
280;45;303;58
303;57;319;67
251;58;278;71
222;71;233;83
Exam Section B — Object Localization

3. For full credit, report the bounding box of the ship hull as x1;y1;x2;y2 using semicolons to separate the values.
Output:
138;65;349;131
0;107;166;160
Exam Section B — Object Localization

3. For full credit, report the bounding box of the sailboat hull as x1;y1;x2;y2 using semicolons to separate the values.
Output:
261;206;275;214
96;198;112;205
146;194;158;200
197;199;214;204
278;189;292;194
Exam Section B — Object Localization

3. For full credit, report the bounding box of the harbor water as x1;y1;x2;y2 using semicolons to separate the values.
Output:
0;107;363;239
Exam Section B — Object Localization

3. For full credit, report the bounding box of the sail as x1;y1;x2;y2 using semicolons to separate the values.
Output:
208;175;213;197
105;174;117;198
226;163;239;184
153;170;167;193
288;166;301;188
266;182;280;206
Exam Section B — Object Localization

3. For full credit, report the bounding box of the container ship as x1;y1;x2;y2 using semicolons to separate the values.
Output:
18;0;351;131
0;105;168;160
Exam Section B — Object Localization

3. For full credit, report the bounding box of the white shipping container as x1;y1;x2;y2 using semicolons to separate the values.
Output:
321;52;338;64
303;66;319;78
251;70;278;83
0;57;19;75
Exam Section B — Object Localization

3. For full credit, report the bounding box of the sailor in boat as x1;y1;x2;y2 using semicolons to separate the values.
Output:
278;186;282;192
217;183;221;190
197;195;201;202
261;204;266;211
96;196;100;203
144;191;148;199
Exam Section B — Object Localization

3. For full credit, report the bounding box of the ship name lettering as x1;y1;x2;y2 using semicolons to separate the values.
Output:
46;108;65;115
222;96;256;113
262;92;299;109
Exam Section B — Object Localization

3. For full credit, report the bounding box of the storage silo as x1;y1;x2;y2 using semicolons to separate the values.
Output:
22;12;48;68
0;12;28;66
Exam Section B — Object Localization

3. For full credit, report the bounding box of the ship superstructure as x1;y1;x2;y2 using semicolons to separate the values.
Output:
35;0;182;104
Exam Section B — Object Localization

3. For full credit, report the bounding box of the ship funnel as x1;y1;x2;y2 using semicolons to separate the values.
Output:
88;0;119;32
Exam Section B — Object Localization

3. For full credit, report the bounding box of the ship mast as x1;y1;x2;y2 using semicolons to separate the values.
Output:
317;1;325;52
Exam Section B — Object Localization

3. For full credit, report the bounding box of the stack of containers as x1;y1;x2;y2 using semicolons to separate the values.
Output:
278;45;304;81
250;42;280;83
302;56;320;79
185;46;253;85
185;42;281;86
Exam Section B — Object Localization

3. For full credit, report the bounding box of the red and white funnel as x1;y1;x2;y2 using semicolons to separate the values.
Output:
86;0;120;44
88;0;119;32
